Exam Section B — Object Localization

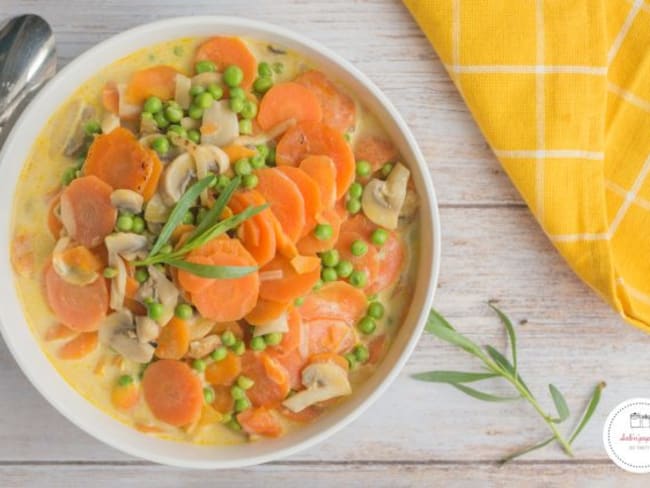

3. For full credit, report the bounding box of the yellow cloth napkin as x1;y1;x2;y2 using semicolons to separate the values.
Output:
403;0;650;332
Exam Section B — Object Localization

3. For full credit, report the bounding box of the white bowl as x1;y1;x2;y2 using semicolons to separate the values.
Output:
0;17;441;469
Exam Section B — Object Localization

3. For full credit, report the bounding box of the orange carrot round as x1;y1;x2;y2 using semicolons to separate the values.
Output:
205;351;242;387
367;231;405;294
268;348;306;391
195;37;257;89
296;208;342;255
276;121;355;198
59;175;117;248
58;332;98;360
245;299;290;326
259;255;321;303
354;134;399;172
142;359;203;427
44;323;76;342
306;319;355;355
125;65;179;104
299;281;367;326
257;82;323;131
299;155;337;209
237;407;283;437
177;255;216;294
241;352;290;407
270;307;302;356
229;191;276;266
211;385;235;413
155;317;190;360
277;166;323;238
255;168;306;242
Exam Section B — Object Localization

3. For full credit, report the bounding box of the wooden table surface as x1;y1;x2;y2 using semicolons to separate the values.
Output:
2;1;649;486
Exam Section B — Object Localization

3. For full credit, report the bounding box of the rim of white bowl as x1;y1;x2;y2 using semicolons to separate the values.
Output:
0;16;441;469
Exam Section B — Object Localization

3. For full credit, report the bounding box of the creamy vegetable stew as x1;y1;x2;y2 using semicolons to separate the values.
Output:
10;36;419;443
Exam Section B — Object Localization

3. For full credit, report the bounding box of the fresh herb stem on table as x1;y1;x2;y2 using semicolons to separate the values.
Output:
413;303;605;464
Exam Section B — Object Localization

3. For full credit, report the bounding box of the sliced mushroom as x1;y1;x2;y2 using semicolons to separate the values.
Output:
135;316;160;344
160;152;195;206
51;237;100;286
144;193;171;224
189;318;217;340
201;100;239;147
108;254;127;311
146;265;179;325
399;189;419;221
282;362;352;412
101;112;120;134
99;310;155;363
110;189;144;214
180;117;200;130
187;334;221;359
193;145;229;206
117;83;141;120
253;312;289;337
175;73;192;110
140;113;159;136
104;233;148;260
361;162;410;230
233;118;296;146
50;100;96;157
191;72;222;88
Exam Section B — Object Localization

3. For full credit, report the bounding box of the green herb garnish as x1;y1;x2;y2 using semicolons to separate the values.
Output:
413;303;605;464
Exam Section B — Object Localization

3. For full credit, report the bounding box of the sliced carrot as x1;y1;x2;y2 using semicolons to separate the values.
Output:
205;351;242;386
272;217;299;259
58;246;104;274
84;127;160;200
212;321;244;338
58;332;98;360
155;316;190;360
368;334;387;365
280;404;323;423
45;323;76;342
259;255;321;303
306;319;355;355
367;231;405;294
257;82;323;131
47;195;63;239
276;121;355;198
177;255;216;294
255;168;306;242
111;382;139;410
45;263;108;332
125;65;179;104
241;352;290;407
142;359;203;427
307;352;350;372
211;385;235;414
102;82;119;114
125;276;140;299
354;134;399;172
245;299;290;326
336;231;379;292
269;307;302;356
300;281;367;326
222;144;257;162
59;175;116;248
277;166;323;237
171;224;196;246
123;298;147;316
299;155;337;209
237;407;283;437
296;208;342;255
340;213;375;240
195;37;257;89
269;348;306;391
189;234;249;259
229;191;276;266
295;70;356;133
290;255;321;274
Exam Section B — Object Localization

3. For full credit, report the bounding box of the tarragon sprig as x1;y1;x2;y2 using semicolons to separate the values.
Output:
413;303;605;464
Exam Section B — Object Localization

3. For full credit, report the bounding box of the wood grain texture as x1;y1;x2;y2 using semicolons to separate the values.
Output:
1;0;647;485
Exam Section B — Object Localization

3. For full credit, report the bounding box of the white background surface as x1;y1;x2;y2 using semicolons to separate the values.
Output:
1;1;649;486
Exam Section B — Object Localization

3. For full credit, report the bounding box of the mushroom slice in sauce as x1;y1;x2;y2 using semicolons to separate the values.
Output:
175;73;192;110
144;192;171;224
233;118;296;146
187;334;221;359
99;310;155;363
361;162;410;230
110;189;144;214
160;152;195;206
282;362;352;412
104;233;148;260
135;316;160;344
191;72;222;88
143;265;179;325
200;100;239;147
49;100;95;158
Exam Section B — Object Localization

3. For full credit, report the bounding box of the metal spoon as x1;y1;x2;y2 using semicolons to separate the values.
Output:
0;14;57;149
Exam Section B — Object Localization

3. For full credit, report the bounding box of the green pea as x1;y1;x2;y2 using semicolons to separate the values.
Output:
242;174;258;189
344;352;358;369
253;76;273;93
159;244;173;255
258;61;273;78
346;198;361;214
116;214;134;232
195;207;208;224
272;62;284;74
117;374;133;387
237;375;255;390
148;302;164;321
354;344;369;362
321;249;340;267
61;167;77;186
264;332;283;346
232;340;246;356
167;124;187;138
321;267;338;282
231;385;246;400
234;397;251;413
250;154;265;169
195;92;214;109
144;96;163;114
234;158;252;176
336;260;354;278
187;128;201;143
216;174;231;191
229;97;244;114
153;111;169;128
356;160;372;177
152;136;170;155
132;216;145;234
182;210;195;225
313;279;324;291
241;100;258;120
351;239;368;257
226;418;242;431
229;87;246;100
294;296;305;306
165;105;183;123
357;316;376;335
239;119;253;135
135;268;149;283
192;358;206;372
207;83;223;100
314;223;333;240
211;346;228;361
175;303;193;320
189;85;205;97
188;104;204;120
221;330;236;347
195;60;216;73
380;163;393;179
103;267;118;279
367;301;385;320
256;144;270;160
349;269;367;288
203;386;215;404
348;182;363;199
221;413;233;424
250;336;266;351
223;65;244;87
84;120;101;136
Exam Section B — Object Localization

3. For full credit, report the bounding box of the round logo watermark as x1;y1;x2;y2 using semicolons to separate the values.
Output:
603;398;650;473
